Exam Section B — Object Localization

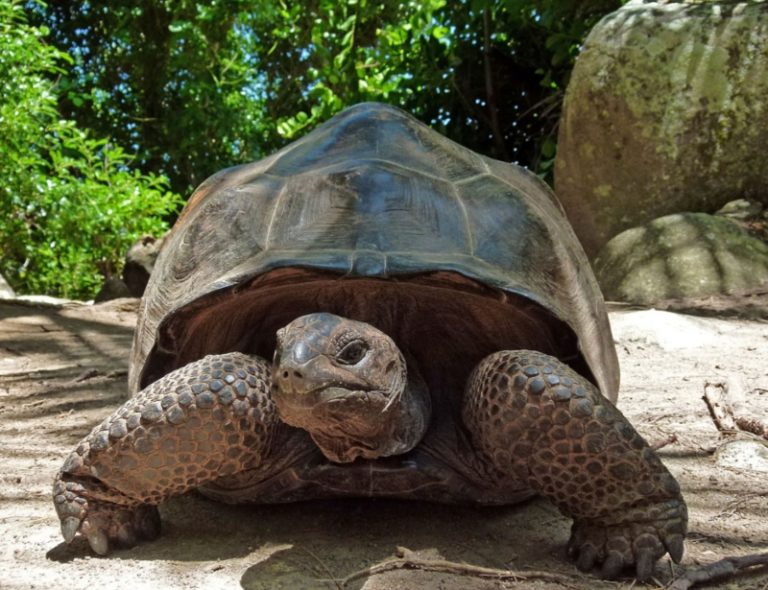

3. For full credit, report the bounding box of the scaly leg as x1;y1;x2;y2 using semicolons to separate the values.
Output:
53;353;285;554
462;350;686;580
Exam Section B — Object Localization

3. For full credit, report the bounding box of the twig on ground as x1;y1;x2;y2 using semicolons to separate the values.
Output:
667;552;768;590
339;546;581;588
703;381;768;440
651;433;678;451
703;382;738;433
73;368;101;383
734;416;767;440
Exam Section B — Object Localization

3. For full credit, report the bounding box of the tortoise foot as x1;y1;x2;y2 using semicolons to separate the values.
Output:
568;498;686;580
463;350;687;580
52;352;282;554
53;474;160;554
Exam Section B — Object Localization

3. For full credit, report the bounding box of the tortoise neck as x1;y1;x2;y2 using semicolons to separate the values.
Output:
306;365;431;464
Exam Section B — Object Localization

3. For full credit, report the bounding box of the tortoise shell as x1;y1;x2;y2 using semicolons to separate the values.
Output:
129;103;618;405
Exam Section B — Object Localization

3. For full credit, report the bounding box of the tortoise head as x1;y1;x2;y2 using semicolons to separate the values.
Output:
272;313;430;463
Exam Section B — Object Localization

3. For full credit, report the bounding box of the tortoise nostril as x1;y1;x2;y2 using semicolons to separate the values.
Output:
293;370;303;379
282;371;289;379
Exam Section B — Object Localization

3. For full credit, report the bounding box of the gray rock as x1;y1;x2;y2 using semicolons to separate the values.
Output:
555;0;768;256
95;234;166;302
0;274;14;298
715;198;763;221
594;213;768;305
716;440;768;473
95;277;132;303
122;234;165;297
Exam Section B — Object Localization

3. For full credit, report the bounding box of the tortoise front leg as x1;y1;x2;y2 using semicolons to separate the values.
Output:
53;353;281;554
462;350;687;581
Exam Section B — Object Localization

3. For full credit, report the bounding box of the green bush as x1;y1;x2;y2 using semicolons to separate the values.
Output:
0;0;181;299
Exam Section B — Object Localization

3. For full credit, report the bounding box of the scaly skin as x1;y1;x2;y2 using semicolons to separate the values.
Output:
462;350;686;580
53;353;280;554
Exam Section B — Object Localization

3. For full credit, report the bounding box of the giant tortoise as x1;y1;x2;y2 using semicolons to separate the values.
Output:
53;102;686;580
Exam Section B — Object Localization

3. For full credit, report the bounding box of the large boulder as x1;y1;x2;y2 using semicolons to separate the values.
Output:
555;0;768;256
594;213;768;305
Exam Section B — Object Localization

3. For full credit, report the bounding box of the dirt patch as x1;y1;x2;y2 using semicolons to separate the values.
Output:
1;299;766;589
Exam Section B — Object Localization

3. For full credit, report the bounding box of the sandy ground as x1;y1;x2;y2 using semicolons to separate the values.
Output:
0;298;766;590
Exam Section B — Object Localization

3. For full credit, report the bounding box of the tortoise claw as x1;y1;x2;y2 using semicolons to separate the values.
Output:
601;551;624;579
665;533;685;563
85;526;109;555
116;522;137;547
569;503;686;581
635;548;656;582
61;516;80;544
53;473;160;555
576;544;598;572
135;505;162;541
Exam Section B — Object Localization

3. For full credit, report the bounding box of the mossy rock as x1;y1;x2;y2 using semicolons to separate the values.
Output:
594;213;768;305
555;0;768;256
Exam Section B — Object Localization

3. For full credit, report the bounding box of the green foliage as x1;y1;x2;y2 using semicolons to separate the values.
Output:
32;0;623;196
3;0;626;298
0;0;181;299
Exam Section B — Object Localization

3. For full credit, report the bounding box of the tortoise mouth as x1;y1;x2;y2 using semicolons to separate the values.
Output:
274;385;387;413
139;268;597;400
274;385;392;432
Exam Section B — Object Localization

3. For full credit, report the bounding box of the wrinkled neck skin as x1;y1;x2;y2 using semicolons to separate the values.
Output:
271;313;432;463
305;364;430;463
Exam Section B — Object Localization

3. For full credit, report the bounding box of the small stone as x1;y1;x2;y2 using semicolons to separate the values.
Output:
716;439;768;473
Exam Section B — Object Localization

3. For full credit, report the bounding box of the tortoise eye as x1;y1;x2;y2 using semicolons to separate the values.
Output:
337;340;368;365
